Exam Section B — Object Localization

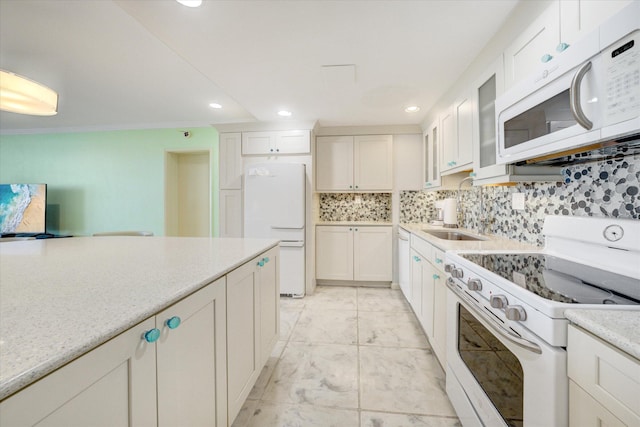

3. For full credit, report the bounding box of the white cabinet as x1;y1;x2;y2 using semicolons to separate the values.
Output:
440;93;473;175
241;130;310;155
423;120;441;189
504;0;631;89
0;318;158;427
219;189;243;237
0;278;228;427
316;225;392;282
409;234;447;366
316;135;393;191
156;279;227;427
226;248;279;423
560;0;631;49
568;324;640;427
219;132;242;190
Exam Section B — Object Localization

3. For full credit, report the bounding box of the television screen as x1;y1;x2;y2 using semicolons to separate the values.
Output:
0;184;47;236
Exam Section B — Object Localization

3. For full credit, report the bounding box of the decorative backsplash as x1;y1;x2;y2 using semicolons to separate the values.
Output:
319;193;392;222
400;154;640;246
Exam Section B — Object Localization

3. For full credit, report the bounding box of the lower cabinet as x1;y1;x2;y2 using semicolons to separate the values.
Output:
568;324;640;427
315;225;392;282
226;247;279;424
409;234;447;367
0;247;279;427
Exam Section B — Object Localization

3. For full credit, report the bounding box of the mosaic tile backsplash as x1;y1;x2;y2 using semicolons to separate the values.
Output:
319;193;392;222
400;154;640;246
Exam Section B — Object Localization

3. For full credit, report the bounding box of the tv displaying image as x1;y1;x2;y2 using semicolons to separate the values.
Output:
0;184;47;236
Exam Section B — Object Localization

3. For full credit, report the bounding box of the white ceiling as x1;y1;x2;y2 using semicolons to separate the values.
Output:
0;0;519;134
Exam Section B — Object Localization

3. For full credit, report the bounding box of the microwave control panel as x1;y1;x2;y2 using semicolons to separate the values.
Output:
603;30;640;125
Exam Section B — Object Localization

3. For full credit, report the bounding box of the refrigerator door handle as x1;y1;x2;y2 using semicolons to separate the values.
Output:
271;226;304;230
280;241;305;247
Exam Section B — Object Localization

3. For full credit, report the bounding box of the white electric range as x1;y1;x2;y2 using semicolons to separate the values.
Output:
443;215;639;427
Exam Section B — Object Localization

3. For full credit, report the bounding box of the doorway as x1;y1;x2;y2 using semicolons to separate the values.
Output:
165;150;211;237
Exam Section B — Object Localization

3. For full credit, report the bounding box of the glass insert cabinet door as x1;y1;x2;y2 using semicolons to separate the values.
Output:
423;119;441;189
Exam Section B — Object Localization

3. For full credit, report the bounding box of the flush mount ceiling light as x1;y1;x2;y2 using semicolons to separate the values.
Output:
0;70;58;116
277;110;292;117
209;103;222;109
176;0;202;7
405;105;421;113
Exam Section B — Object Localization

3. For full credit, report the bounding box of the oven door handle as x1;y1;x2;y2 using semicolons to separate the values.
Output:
447;279;542;355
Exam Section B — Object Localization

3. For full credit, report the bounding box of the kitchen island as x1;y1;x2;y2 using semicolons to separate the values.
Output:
0;236;279;426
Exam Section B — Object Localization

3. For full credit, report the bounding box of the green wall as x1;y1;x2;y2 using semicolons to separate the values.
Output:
0;127;219;236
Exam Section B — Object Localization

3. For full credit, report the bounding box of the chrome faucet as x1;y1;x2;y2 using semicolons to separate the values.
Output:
456;176;474;214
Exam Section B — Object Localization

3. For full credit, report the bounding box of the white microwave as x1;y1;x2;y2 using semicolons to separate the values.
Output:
496;2;640;165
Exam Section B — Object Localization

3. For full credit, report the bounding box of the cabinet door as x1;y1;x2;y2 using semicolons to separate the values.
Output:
242;131;276;155
569;381;627;427
316;136;354;191
156;278;227;427
353;226;392;281
472;55;509;181
424;120;441;189
354;135;393;190
315;226;354;280
454;93;474;168
226;259;260;422
409;249;423;319
258;247;279;366
276;130;311;154
219;189;243;237
560;0;631;47
420;262;436;340
504;2;560;89
432;274;447;367
440;106;456;172
219;132;242;189
0;318;158;427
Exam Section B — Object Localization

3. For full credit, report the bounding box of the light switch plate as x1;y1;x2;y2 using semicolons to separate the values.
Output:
512;193;525;210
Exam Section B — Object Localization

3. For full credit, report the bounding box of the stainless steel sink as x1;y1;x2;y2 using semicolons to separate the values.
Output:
422;229;487;241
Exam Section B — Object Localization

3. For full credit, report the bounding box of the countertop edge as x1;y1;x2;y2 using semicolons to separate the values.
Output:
565;309;640;360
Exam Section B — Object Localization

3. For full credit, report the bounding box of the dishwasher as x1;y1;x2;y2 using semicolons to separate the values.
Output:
397;227;411;301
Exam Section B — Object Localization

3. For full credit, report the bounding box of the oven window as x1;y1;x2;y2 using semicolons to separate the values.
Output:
458;305;524;427
504;89;575;149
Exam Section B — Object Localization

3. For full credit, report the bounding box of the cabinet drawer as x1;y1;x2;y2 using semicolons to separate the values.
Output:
568;325;640;426
410;235;432;260
432;247;446;272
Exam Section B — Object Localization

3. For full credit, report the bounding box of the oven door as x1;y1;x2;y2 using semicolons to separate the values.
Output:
445;280;567;427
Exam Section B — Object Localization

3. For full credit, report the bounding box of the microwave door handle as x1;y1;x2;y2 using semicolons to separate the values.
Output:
446;279;542;355
570;61;594;130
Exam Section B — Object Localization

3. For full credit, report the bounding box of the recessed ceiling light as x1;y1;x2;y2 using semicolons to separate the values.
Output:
405;105;420;113
209;103;222;109
277;110;292;117
176;0;202;7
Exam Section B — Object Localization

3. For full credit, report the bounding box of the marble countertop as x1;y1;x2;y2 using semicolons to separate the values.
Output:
0;236;278;400
316;221;393;226
399;223;541;252
565;309;640;359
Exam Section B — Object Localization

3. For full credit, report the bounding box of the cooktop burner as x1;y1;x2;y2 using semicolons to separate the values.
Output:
460;253;640;305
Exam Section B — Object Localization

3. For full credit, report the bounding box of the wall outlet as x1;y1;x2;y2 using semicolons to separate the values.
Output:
512;192;525;210
354;195;362;204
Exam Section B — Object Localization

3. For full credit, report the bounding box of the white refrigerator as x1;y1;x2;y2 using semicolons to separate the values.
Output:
244;163;305;296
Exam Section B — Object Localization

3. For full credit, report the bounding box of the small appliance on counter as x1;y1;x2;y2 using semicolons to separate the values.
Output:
431;200;445;226
442;198;457;228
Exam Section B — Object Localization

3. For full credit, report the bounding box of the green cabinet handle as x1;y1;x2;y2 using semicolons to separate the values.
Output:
435;258;443;264
433;274;440;280
166;316;181;329
143;328;160;343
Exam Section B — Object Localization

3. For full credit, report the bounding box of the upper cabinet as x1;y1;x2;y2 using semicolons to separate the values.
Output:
316;135;393;191
219;132;242;190
423;119;441;189
440;92;473;175
241;130;310;155
504;0;632;89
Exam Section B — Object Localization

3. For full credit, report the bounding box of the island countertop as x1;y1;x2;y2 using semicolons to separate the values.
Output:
0;236;278;400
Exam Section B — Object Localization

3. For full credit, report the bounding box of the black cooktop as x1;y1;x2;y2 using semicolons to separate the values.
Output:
460;253;640;305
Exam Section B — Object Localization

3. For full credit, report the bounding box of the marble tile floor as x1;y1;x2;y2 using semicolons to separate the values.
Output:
232;285;461;427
